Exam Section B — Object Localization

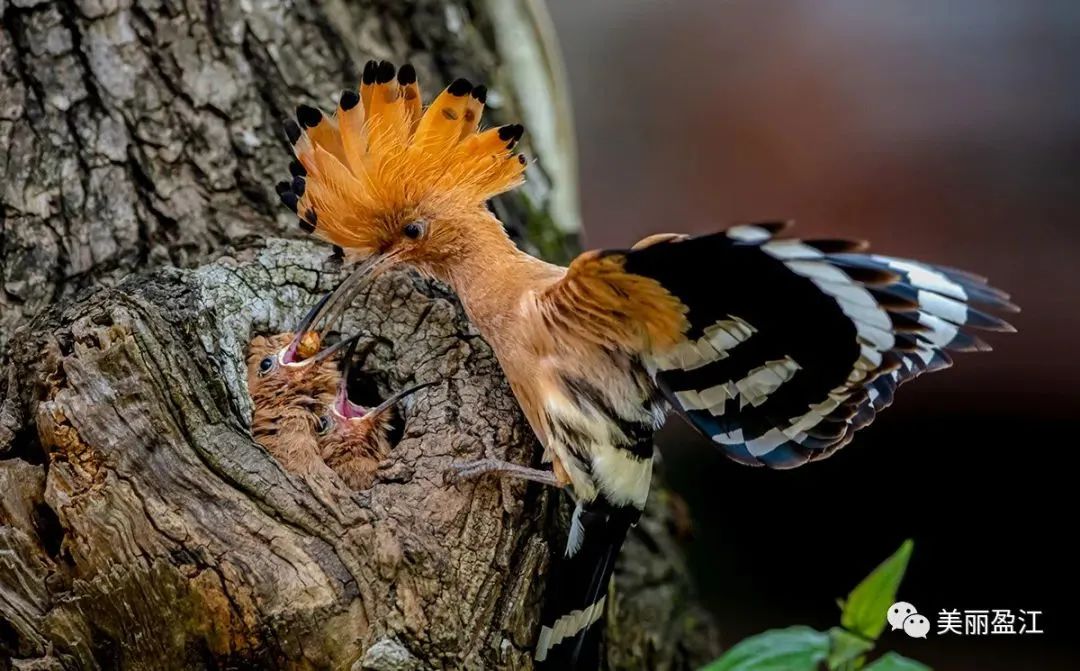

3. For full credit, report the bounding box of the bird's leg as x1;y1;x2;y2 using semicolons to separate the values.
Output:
447;458;562;488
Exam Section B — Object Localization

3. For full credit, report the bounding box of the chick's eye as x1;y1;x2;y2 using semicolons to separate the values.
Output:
257;356;274;376
316;415;332;435
403;221;424;239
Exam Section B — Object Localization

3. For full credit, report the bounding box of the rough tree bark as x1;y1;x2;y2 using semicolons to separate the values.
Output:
0;0;580;350
0;1;720;669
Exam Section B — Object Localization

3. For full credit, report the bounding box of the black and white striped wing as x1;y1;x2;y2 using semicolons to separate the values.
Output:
625;222;1016;469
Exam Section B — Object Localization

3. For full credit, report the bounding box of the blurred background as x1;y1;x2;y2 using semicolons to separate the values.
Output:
546;1;1077;668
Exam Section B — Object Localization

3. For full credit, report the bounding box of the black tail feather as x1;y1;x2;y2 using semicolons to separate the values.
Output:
535;499;640;669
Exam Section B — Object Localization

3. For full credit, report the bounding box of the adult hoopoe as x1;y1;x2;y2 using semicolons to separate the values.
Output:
275;60;1017;668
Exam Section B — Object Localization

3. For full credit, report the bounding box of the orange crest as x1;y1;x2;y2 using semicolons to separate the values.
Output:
278;61;528;256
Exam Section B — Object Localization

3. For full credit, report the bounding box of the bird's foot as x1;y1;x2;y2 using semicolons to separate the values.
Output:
445;458;561;488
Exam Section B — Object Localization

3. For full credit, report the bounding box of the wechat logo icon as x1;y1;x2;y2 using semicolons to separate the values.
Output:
888;601;928;639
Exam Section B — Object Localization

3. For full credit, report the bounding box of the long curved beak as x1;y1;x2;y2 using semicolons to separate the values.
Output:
311;251;398;339
279;252;395;366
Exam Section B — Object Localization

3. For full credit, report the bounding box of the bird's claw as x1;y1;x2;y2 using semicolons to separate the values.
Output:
443;459;489;484
443;458;561;488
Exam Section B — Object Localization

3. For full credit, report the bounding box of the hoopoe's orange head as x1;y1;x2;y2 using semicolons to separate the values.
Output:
278;60;527;279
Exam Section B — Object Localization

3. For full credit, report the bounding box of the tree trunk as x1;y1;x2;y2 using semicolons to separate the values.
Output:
0;0;581;351
0;1;720;669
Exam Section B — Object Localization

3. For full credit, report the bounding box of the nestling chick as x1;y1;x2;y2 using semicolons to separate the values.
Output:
315;338;435;489
246;294;356;476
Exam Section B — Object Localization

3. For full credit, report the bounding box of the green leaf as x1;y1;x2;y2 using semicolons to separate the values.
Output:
826;627;874;670
841;539;914;640
700;626;830;671
863;652;932;671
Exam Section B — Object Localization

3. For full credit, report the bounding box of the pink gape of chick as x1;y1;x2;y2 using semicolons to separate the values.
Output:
317;336;434;489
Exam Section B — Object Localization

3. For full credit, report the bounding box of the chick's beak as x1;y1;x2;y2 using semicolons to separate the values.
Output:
333;334;436;422
355;381;437;422
333;335;366;419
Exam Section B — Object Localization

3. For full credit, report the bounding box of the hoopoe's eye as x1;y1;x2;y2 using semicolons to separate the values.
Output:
316;415;333;435
402;221;425;240
257;356;275;376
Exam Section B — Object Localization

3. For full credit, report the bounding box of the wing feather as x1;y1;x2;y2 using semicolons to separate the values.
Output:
536;223;1014;469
